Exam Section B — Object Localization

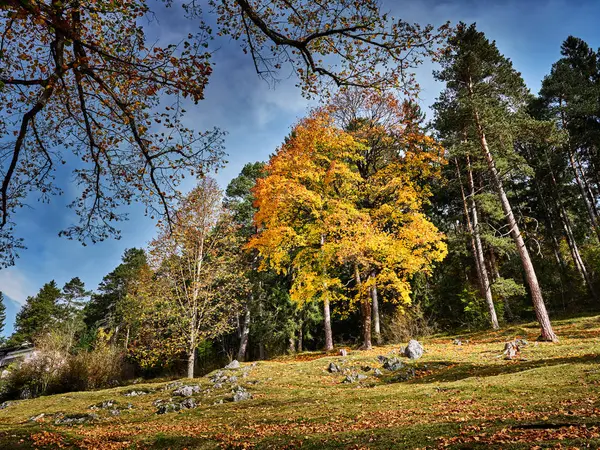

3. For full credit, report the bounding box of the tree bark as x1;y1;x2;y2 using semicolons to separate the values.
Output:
356;265;372;350
237;305;251;362
466;155;499;329
472;110;557;341
187;348;195;379
288;336;296;354
297;320;303;352
371;281;381;345
323;297;334;351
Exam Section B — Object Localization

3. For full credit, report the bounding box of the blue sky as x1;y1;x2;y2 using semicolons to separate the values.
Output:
2;0;600;336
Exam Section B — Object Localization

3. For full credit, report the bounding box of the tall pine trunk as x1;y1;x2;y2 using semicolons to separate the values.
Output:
187;347;195;379
455;157;499;329
473;110;557;341
466;156;499;329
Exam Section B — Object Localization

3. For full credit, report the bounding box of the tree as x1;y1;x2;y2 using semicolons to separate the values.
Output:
0;291;6;337
0;0;448;267
57;277;89;347
250;109;446;349
11;281;60;344
433;23;558;341
83;248;147;337
147;177;247;378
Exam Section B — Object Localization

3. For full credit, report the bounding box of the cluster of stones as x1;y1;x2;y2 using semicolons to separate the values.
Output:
29;412;100;425
326;340;425;384
88;399;133;417
154;360;255;414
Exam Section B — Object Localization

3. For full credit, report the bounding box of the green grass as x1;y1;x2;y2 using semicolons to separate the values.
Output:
2;315;600;449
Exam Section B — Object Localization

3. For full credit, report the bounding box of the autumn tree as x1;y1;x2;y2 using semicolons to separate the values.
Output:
434;23;558;341
250;109;447;350
0;0;448;268
147;177;247;378
0;0;224;267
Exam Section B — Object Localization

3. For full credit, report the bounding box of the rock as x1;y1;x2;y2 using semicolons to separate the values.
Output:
342;374;357;383
179;398;197;409
404;340;424;360
29;413;45;422
123;388;152;397
327;362;340;373
209;370;225;383
109;409;121;416
224;360;241;370
232;386;252;402
373;368;383;377
163;381;183;391
173;385;201;397
356;373;368;381
213;383;223;389
0;401;14;410
339;349;348;357
156;403;180;414
453;339;462;346
227;376;238;384
361;365;372;372
55;413;98;426
516;338;528;346
503;341;520;360
377;355;388;364
383;357;403;371
89;399;117;410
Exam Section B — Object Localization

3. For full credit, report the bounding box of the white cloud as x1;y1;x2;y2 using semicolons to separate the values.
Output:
0;268;35;305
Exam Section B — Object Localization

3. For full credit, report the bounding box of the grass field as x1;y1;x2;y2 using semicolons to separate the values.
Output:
1;315;600;449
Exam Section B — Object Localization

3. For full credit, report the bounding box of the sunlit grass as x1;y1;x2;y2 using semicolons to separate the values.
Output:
1;315;600;448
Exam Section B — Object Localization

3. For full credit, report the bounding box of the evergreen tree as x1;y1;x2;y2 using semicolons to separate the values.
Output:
83;248;147;333
10;281;61;344
58;278;90;347
433;23;558;341
0;292;6;338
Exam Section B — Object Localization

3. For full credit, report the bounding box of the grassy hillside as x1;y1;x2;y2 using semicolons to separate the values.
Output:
1;315;600;449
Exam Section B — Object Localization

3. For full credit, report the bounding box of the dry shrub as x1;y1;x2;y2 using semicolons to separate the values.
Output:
381;304;436;343
1;330;132;400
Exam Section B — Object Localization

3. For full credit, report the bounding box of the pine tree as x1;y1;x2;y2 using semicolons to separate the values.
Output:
433;23;558;341
0;292;6;338
10;281;61;344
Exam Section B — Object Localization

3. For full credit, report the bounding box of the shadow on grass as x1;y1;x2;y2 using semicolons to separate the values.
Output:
409;353;600;384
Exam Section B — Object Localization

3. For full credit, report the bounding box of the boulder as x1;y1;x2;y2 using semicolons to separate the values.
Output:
339;349;348;357
356;373;368;381
232;386;252;402
327;362;340;373
156;402;180;414
377;355;388;364
373;368;383;377
503;341;520;360
29;413;45;422
173;385;201;397
89;399;117;410
179;398;197;409
54;413;98;426
342;374;357;383
0;401;14;410
404;340;424;360
453;339;462;346
383;357;403;371
224;360;241;370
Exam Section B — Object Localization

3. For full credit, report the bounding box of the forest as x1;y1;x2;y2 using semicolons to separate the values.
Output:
1;1;600;448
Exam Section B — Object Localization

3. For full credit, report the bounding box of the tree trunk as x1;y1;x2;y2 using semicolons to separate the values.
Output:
466;155;499;329
356;265;372;350
568;147;600;241
323;297;334;351
124;326;130;350
288;336;295;354
297;321;303;352
473;110;557;342
237;306;251;362
371;282;381;345
187;348;195;379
